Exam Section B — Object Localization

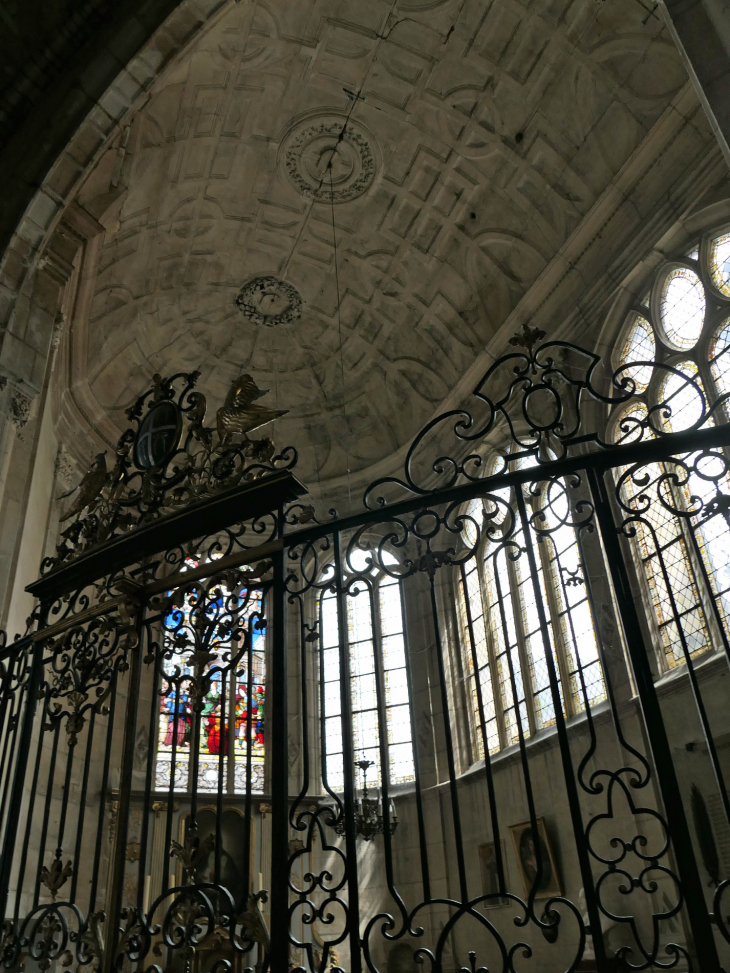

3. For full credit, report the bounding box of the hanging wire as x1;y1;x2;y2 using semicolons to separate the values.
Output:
329;162;353;511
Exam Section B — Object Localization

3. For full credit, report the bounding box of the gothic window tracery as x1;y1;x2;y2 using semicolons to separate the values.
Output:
614;225;730;670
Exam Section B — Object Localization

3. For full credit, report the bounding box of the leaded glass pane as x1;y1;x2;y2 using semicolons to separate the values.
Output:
661;360;706;430
379;580;415;783
659;267;705;349
462;498;481;548
538;479;606;714
321;568;414;790
486;543;529;745
614;404;712;669
710;322;730;406
709;230;730;296
619;313;655;392
458;555;500;757
155;580;265;794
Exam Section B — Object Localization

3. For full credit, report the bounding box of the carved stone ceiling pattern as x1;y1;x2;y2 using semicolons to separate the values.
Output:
83;0;687;487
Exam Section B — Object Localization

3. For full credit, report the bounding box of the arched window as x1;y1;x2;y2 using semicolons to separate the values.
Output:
155;568;266;793
457;469;606;757
613;226;730;669
319;552;415;793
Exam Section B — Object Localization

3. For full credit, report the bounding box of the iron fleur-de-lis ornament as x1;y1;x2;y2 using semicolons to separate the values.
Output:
508;322;546;354
40;856;73;899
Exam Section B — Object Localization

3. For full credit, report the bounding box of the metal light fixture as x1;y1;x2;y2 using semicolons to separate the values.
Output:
335;760;398;841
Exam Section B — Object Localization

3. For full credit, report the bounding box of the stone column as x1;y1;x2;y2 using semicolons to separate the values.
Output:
661;0;730;167
0;203;103;635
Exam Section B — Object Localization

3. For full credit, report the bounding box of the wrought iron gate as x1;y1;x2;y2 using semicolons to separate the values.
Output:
0;334;730;973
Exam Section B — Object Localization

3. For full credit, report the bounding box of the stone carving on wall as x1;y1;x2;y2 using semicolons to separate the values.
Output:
54;444;80;493
8;383;33;437
236;277;302;326
282;117;376;202
51;310;66;350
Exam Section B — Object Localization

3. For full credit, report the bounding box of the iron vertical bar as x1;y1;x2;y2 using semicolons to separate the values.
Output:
514;487;608;968
0;660;20;845
13;689;49;922
333;530;362;973
399;580;430;902
103;613;145;973
33;718;60;908
370;582;398;895
428;571;468;903
587;465;722;970
70;708;96;904
89;668;118;916
0;638;41;921
243;619;255;905
459;562;505;893
270;539;290;973
215;664;228;886
136;652;160;918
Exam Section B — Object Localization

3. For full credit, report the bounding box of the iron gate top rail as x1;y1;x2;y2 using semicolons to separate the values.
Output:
24;421;730;606
28;470;306;602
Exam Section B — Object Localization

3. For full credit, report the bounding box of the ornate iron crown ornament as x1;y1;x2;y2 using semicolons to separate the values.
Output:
46;371;296;573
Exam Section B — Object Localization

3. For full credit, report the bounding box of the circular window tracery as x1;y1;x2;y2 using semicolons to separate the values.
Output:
617;226;730;424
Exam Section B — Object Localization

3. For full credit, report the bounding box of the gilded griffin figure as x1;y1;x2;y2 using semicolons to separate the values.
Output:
216;374;288;445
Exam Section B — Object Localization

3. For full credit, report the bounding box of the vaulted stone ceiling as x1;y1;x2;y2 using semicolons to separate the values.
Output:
70;0;692;493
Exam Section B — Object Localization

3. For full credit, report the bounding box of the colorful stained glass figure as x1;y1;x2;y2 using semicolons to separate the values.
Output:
155;572;266;794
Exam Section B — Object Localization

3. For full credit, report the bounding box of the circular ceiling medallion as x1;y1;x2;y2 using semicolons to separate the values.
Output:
236;276;303;327
283;118;376;203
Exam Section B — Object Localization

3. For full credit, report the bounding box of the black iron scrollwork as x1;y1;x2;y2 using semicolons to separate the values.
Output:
44;371;296;573
364;325;728;508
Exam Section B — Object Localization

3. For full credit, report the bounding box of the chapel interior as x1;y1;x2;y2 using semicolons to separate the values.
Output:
2;0;730;972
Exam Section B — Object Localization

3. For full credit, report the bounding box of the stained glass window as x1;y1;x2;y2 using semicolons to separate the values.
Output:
614;404;711;668
710;322;730;408
709;230;730;296
661;360;705;430
539;481;606;714
611;230;730;671
619;313;655;392
320;580;343;793
457;503;501;756
457;476;605;756
155;574;266;794
659;267;705;349
485;539;529;744
320;560;414;792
